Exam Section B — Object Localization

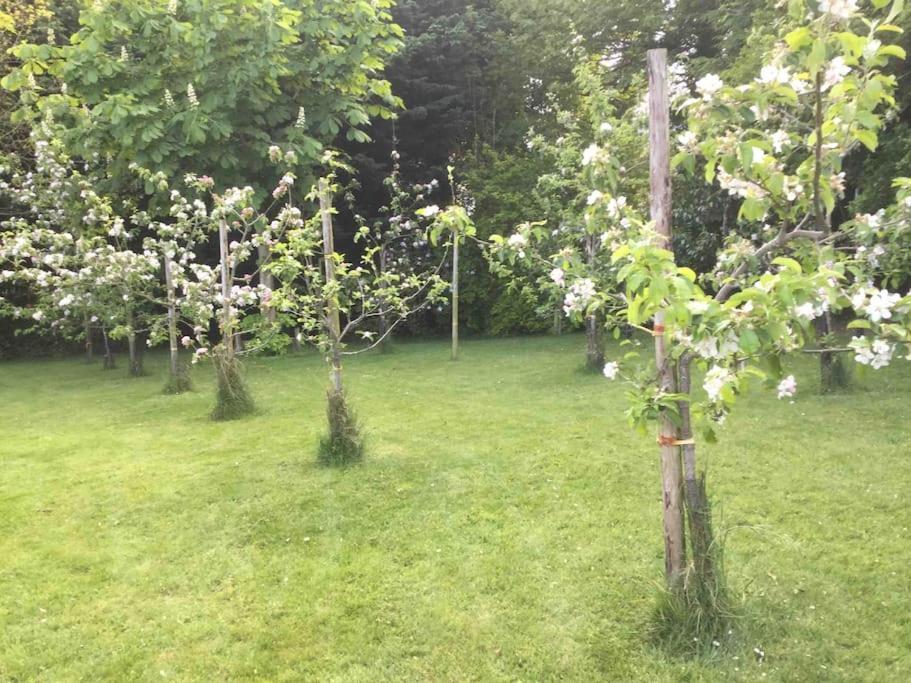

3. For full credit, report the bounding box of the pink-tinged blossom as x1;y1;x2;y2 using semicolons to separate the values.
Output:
777;375;797;399
823;57;851;90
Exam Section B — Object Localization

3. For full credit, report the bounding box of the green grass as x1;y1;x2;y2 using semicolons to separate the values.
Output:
1;334;910;681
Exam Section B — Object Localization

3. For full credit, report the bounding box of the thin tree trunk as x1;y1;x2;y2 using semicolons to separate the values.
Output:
648;48;686;584
101;326;115;370
378;247;390;353
553;303;562;335
84;312;93;363
258;243;277;325
219;219;234;361
812;71;837;391
677;355;715;583
163;252;180;380
584;234;604;368
451;225;460;361
319;179;343;393
125;305;143;377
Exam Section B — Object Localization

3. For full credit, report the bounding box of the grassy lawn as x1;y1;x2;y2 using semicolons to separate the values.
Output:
1;334;909;681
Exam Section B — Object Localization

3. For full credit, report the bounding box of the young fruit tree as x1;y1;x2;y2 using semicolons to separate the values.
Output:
269;158;448;464
495;0;911;647
351;146;441;353
417;179;477;361
135;167;297;418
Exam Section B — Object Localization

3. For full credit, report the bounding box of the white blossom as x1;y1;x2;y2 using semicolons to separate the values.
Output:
507;233;528;257
187;83;199;108
818;0;858;20
757;64;790;86
581;143;600;167
549;267;565;287
695;73;724;99
602;361;620;380
866;289;900;322
703;365;733;402
563;278;596;315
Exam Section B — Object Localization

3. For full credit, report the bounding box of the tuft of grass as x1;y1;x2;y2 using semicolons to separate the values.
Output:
650;501;734;657
210;349;254;420
162;370;192;395
0;334;909;680
318;388;364;466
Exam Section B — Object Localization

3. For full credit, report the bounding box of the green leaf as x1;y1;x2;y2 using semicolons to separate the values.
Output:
846;319;872;329
784;26;812;50
877;44;906;60
772;256;802;273
854;128;878;151
739;328;760;354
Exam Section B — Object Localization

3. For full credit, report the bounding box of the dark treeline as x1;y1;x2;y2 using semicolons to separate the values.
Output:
2;0;910;356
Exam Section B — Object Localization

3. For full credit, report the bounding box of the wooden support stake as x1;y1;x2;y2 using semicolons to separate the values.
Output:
451;224;460;361
648;47;686;584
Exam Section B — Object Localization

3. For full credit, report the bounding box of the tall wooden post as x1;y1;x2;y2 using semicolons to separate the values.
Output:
218;218;234;361
163;252;180;380
451;224;460;360
319;179;343;393
648;48;686;583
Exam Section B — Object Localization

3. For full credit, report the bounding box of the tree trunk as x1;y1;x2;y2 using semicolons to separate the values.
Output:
127;330;143;377
219;219;234;361
677;355;716;584
378;247;391;353
648;48;686;584
319;180;344;395
585;313;604;368
811;72;843;393
553;303;563;336
258;243;277;325
84;313;94;363
163;252;180;380
125;305;143;377
101;326;115;370
584;234;603;369
451;226;460;361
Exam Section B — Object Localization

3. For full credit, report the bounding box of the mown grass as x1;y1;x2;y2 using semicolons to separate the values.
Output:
1;334;909;681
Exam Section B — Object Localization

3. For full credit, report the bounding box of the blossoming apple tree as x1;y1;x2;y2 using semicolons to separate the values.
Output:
0;131;163;375
268;155;448;462
496;0;911;637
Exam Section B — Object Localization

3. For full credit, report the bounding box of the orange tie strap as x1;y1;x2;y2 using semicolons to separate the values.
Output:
657;435;695;447
652;324;666;336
